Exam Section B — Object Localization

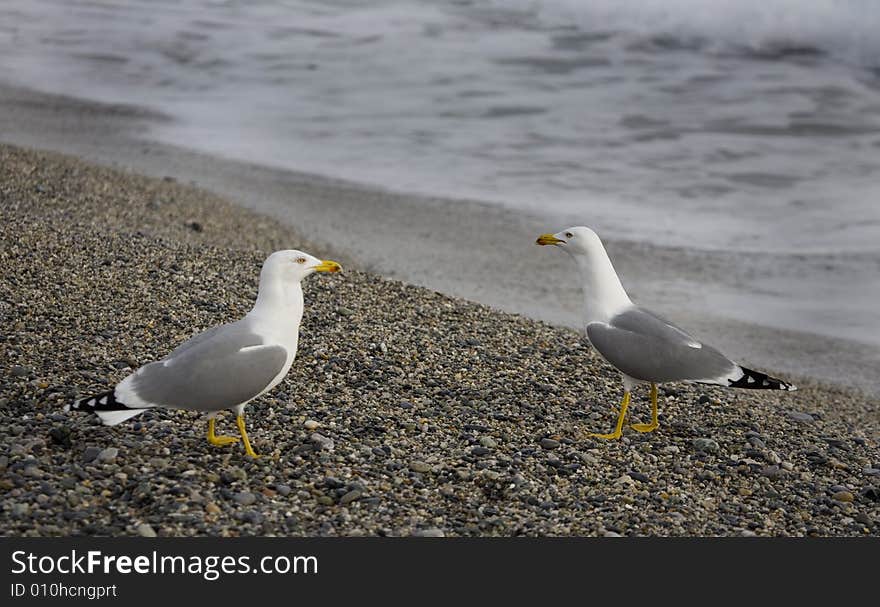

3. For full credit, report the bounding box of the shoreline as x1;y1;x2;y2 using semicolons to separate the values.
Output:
1;144;879;537
0;82;878;397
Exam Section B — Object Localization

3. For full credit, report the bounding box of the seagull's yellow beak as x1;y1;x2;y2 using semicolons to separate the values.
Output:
313;260;342;273
536;233;565;246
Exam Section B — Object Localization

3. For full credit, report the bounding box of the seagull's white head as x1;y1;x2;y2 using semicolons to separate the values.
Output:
535;226;604;257
536;226;631;321
261;249;342;285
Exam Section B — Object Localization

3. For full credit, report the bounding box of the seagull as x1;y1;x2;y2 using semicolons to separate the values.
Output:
66;250;342;457
536;226;795;440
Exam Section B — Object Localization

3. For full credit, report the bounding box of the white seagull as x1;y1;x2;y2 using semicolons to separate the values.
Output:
537;226;795;440
66;250;341;457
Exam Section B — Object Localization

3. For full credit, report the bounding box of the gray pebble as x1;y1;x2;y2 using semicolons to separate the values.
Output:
540;438;560;450
412;528;445;537
310;433;334;451
82;446;101;463
761;465;783;479
276;484;292;496
240;511;264;524
787;411;815;423
479;436;497;448
339;489;363;505
855;512;873;527
96;447;118;463
136;523;157;537
409;461;431;473
692;438;720;453
233;492;257;506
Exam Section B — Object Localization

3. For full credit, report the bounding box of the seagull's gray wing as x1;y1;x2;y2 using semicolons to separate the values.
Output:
586;307;736;383
608;307;703;348
119;322;288;412
163;323;227;359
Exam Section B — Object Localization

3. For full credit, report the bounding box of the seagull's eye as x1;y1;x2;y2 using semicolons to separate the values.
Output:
295;257;306;264
565;232;573;239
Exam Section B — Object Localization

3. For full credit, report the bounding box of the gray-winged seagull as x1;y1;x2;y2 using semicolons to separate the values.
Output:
66;250;341;457
537;226;794;440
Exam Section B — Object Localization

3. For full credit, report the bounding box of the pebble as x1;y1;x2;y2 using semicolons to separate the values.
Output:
49;426;72;447
412;528;445;537
205;503;221;515
12;503;30;517
470;446;490;457
540;438;560;450
240;511;264;524
10;365;32;377
409;461;431;473
831;491;854;503
96;447;118;463
303;420;320;431
479;436;497;448
859;487;880;502
233;492;256;506
276;484;292;496
339;489;363;505
761;465;783;479
82;446;101;463
692;438;720;453
614;474;635;486
310;433;335;451
787;412;815;423
137;523;157;537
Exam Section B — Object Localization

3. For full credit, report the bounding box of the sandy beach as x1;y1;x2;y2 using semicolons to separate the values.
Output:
1;143;878;536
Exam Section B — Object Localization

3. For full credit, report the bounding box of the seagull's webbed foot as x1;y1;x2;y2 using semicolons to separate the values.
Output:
236;414;260;458
585;392;631;441
207;418;240;447
630;383;660;434
629;422;658;433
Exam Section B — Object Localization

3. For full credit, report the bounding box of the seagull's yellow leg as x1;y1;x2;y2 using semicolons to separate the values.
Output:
631;383;660;433
236;415;260;458
207;417;240;446
587;391;631;440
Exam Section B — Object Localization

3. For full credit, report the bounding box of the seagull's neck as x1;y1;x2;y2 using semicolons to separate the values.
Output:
573;245;632;323
247;278;304;337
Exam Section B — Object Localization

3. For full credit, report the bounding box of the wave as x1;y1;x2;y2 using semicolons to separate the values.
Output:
496;0;880;67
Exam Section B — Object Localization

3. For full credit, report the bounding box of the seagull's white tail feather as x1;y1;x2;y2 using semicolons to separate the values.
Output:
95;408;147;426
67;390;152;426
